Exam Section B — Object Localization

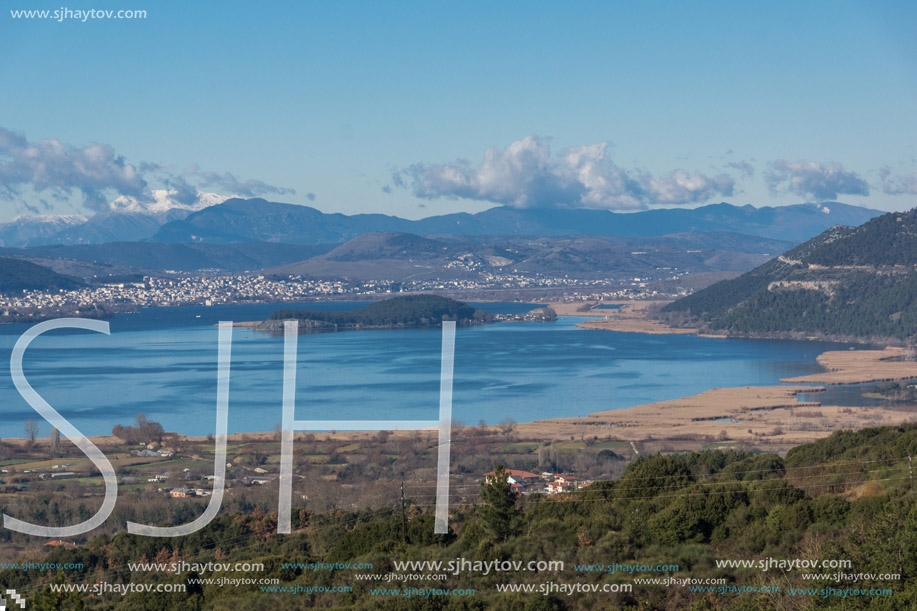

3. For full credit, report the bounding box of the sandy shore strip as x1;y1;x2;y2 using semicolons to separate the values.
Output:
547;300;655;317
577;317;699;335
781;346;917;385
543;310;917;443
549;300;707;335
512;384;915;446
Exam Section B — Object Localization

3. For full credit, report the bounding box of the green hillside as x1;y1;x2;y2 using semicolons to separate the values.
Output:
662;208;917;341
0;256;83;293
7;423;917;609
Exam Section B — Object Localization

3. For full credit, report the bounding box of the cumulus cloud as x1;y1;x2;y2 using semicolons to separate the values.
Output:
765;160;869;201
726;160;755;177
0;127;299;214
162;174;200;206
183;164;296;199
0;127;147;211
879;168;917;195
0;128;28;151
391;136;735;210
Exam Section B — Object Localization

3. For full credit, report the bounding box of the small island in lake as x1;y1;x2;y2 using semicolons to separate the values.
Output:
254;294;494;334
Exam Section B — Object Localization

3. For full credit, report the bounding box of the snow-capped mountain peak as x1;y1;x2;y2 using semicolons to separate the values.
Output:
109;189;231;214
5;213;88;226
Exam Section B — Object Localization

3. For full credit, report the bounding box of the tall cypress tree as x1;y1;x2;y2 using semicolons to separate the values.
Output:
480;464;519;542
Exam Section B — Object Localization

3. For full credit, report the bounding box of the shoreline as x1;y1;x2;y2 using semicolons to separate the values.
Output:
10;339;917;453
548;300;708;335
780;347;917;385
5;300;915;453
552;299;904;346
511;342;917;449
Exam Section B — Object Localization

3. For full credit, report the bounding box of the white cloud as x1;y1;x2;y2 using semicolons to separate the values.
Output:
726;160;755;177
0;127;146;210
0;126;298;214
880;168;917;195
645;170;736;205
182;164;296;199
765;160;869;201
393;136;735;210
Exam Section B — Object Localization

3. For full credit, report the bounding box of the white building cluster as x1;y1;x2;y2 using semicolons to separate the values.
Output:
1;267;686;319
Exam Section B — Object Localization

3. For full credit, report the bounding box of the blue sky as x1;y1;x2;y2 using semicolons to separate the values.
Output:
1;0;916;222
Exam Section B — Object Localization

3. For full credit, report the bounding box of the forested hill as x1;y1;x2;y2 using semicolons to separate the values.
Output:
13;423;917;609
269;294;488;329
0;256;83;293
662;208;917;342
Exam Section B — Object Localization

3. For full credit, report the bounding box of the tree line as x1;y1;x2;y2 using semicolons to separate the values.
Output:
6;423;917;609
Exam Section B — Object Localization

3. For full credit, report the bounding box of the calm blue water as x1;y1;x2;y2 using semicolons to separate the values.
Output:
797;383;888;407
0;301;842;437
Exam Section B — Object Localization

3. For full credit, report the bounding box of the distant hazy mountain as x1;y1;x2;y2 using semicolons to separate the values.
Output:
663;208;917;341
0;242;336;273
0;215;87;247
448;201;880;242
1;198;881;248
152;198;414;244
0;190;228;247
0;229;788;280
265;231;794;282
152;198;882;245
47;210;197;245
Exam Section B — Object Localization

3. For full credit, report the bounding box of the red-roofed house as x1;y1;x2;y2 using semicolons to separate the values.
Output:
483;469;541;492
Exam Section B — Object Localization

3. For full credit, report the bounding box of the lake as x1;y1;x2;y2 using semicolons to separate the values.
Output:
0;301;842;437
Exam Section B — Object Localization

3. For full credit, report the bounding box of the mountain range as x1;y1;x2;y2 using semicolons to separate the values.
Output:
662;207;917;341
264;231;795;282
0;214;88;246
0;230;794;283
0;198;883;247
0;209;188;247
0;198;891;294
0;190;227;247
0;242;336;274
151;198;881;245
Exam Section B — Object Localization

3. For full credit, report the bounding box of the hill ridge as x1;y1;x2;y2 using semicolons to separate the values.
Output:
662;208;917;342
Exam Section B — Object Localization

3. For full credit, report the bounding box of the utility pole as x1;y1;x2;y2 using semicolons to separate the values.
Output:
400;482;407;543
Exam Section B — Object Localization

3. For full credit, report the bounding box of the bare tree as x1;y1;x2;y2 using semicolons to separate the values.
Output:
450;419;465;437
24;418;39;444
498;417;516;437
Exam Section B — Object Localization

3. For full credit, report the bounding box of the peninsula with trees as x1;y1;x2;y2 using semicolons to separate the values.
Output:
256;294;494;334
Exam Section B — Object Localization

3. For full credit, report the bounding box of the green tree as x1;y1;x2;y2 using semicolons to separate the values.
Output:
480;465;519;542
28;574;85;610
